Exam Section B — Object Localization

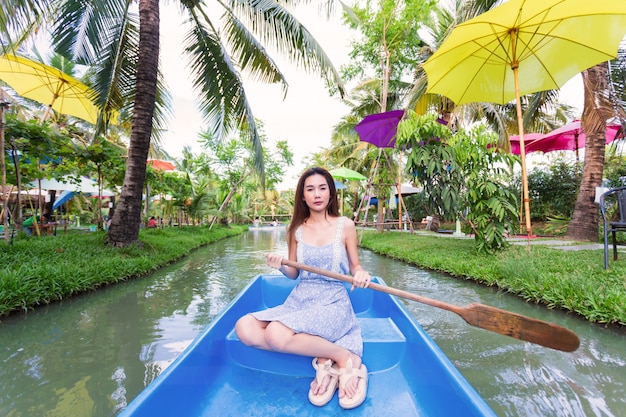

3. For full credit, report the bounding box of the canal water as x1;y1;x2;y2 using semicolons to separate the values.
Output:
0;229;624;416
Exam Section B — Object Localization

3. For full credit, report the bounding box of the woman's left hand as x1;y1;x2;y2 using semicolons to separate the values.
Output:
351;270;371;290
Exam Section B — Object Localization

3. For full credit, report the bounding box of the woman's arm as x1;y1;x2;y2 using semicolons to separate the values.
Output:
266;232;299;279
343;218;371;289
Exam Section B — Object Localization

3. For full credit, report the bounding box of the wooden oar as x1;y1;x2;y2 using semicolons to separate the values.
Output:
281;259;580;352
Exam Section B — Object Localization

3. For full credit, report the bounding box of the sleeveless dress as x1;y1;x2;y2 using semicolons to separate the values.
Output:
250;217;363;357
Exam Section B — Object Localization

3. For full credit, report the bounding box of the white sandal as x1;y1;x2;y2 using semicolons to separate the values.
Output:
308;358;339;407
338;358;368;409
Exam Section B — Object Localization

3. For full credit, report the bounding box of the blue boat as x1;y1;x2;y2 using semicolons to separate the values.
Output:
119;275;497;416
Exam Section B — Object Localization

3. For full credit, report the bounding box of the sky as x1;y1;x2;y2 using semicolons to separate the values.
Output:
159;4;355;189
158;3;584;189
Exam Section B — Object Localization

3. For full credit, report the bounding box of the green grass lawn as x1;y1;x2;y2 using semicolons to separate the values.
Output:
360;231;626;326
0;225;244;317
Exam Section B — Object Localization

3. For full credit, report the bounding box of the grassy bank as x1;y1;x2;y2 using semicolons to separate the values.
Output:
360;231;626;326
2;226;624;326
0;225;245;317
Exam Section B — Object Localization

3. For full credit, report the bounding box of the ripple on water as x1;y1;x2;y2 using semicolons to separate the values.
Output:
0;231;623;417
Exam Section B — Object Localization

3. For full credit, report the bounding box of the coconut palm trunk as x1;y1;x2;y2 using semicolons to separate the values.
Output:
566;63;613;241
107;0;160;247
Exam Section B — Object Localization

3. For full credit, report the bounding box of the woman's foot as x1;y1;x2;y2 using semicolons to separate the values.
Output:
337;357;368;409
336;354;361;399
308;358;339;407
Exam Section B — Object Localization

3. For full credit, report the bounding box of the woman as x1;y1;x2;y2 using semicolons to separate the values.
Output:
235;167;371;409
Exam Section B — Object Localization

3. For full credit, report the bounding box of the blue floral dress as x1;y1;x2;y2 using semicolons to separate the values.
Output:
250;217;363;357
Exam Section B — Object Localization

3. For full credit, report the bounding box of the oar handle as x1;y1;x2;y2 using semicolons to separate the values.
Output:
281;258;461;313
281;259;580;352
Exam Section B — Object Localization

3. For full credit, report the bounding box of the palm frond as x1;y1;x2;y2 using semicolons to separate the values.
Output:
0;0;51;51
183;11;264;179
228;0;345;96
47;0;174;137
222;11;287;91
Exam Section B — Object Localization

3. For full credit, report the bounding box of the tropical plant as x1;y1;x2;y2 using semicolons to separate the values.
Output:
566;59;626;241
342;0;434;111
2;0;345;246
199;124;293;228
398;112;519;253
326;0;435;230
520;159;582;221
396;112;455;218
4;115;76;219
452;125;519;253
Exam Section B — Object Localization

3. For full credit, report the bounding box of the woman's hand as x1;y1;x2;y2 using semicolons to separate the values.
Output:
351;269;371;290
266;253;284;269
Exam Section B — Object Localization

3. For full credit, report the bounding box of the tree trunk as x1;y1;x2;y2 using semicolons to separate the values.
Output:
209;171;247;229
106;0;159;247
565;63;613;241
42;190;56;219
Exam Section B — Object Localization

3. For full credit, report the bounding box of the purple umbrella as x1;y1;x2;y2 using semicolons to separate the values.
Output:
526;120;624;161
354;110;405;148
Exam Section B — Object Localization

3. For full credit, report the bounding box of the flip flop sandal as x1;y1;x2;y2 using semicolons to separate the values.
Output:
308;358;340;407
338;358;368;409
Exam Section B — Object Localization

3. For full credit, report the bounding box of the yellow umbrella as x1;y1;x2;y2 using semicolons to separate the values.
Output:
422;0;626;237
0;53;101;124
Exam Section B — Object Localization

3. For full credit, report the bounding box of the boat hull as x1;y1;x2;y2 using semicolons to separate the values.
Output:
119;275;496;416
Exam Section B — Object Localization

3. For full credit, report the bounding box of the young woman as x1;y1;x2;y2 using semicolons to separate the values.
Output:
235;167;370;409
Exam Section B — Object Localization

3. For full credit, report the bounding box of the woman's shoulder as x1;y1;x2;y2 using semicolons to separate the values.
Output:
340;216;356;230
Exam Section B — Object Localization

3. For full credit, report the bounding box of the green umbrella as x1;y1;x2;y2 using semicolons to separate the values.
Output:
329;167;367;181
329;168;366;216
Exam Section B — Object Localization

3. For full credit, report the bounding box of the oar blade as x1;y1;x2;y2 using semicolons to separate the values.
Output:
462;303;580;352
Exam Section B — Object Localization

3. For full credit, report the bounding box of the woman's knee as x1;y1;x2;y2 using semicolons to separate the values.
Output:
235;315;258;346
264;322;291;352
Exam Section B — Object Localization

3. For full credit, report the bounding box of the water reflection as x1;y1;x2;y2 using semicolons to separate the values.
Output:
358;249;626;417
0;229;624;417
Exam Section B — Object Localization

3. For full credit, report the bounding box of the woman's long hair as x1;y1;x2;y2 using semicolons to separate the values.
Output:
287;167;339;242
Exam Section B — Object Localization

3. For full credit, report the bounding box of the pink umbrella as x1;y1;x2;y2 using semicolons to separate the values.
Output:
526;120;624;161
507;133;544;155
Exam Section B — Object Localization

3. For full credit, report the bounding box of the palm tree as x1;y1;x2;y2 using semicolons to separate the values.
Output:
2;0;346;246
566;60;626;241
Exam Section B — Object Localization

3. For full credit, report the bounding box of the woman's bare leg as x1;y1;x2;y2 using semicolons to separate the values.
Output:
235;314;273;350
236;317;363;399
264;321;363;399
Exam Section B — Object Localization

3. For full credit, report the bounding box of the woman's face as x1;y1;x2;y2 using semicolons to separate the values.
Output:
303;173;330;212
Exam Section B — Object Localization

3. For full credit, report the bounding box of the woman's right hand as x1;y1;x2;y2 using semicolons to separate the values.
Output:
266;253;284;269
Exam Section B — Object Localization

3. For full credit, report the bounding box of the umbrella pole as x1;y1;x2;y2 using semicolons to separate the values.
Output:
0;91;9;243
341;188;344;215
40;86;61;124
397;151;403;230
358;149;383;243
513;65;533;240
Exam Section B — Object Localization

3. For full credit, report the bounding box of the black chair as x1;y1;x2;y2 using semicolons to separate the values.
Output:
599;186;626;269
